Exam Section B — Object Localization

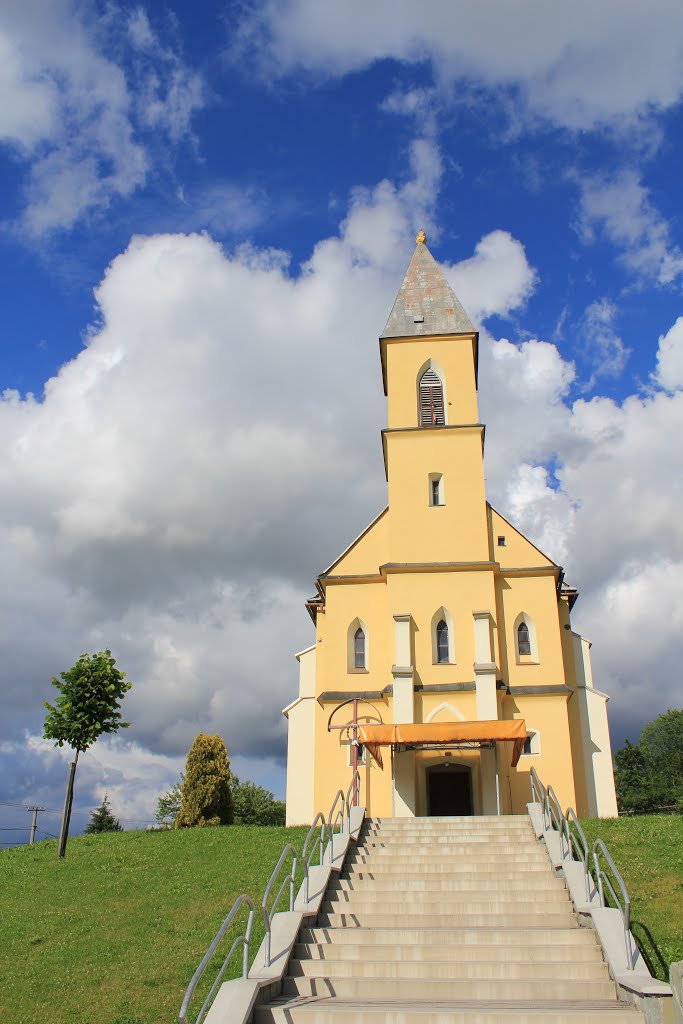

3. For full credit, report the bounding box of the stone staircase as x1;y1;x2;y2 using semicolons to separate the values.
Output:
254;815;644;1023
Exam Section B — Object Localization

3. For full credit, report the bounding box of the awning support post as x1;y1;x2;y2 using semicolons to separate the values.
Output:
351;699;359;807
494;742;501;815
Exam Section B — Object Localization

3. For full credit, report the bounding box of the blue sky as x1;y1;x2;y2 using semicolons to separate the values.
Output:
1;1;683;843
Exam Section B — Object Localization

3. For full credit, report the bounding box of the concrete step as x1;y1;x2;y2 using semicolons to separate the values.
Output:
316;911;576;929
321;896;572;915
299;926;596;947
253;998;644;1023
350;843;548;860
343;863;555;878
325;890;571;908
288;958;611;981
294;942;605;963
358;835;532;843
331;876;564;893
361;832;534;843
282;977;618;1001
366;819;532;827
346;855;550;869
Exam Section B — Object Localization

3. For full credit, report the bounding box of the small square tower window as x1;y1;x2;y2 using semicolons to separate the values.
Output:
522;731;541;756
497;536;506;546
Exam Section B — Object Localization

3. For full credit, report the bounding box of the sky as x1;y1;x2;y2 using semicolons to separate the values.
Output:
1;0;683;845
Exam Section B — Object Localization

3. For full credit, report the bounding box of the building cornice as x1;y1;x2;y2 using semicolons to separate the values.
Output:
381;424;485;479
506;685;572;696
319;559;563;591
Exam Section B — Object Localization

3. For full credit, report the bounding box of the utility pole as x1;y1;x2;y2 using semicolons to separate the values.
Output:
26;806;45;846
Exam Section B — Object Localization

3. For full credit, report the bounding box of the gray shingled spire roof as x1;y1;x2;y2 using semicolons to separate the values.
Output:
381;232;475;339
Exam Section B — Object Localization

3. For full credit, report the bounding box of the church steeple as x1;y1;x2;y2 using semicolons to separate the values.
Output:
381;231;474;339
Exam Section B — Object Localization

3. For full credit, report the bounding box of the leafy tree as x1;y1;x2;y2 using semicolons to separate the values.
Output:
43;649;132;857
640;709;683;799
155;774;184;825
85;794;123;833
176;733;234;828
232;776;286;826
614;709;683;813
614;740;653;813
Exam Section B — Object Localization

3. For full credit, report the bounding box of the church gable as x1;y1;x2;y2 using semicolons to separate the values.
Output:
322;506;389;578
488;505;556;569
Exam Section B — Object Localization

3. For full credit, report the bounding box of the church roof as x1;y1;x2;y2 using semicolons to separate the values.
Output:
381;231;475;339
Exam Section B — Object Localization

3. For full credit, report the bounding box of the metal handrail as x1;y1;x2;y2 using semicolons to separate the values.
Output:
345;770;360;828
529;770;634;972
593;838;634;969
545;784;563;833
529;765;546;806
326;789;346;863
180;771;365;1022
262;843;298;967
562;807;591;901
178;894;255;1024
302;812;326;903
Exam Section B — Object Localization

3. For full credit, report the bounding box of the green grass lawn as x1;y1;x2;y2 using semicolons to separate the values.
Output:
580;815;683;981
2;816;681;1024
0;826;307;1024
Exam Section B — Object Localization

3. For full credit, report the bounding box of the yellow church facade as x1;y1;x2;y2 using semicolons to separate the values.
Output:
284;234;618;823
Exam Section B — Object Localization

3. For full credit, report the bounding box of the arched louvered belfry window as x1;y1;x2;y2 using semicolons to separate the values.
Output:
354;627;366;669
418;367;445;427
517;621;531;656
436;619;449;663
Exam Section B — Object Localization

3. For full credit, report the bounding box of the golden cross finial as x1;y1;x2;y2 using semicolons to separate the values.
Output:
416;229;427;244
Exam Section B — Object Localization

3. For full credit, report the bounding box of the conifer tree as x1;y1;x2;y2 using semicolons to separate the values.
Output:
85;794;123;833
155;774;184;825
176;733;234;827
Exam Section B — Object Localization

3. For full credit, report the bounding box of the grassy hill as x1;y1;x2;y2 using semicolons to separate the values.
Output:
1;815;681;1024
1;825;308;1024
580;814;683;980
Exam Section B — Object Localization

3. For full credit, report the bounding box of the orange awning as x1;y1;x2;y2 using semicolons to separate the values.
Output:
358;719;528;769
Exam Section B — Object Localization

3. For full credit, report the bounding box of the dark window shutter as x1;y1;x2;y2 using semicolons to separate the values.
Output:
419;369;445;426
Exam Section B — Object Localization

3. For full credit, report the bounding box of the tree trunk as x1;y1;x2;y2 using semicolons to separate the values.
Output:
57;750;79;859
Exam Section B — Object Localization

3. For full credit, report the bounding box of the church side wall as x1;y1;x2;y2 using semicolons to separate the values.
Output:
285;646;317;826
505;693;577;813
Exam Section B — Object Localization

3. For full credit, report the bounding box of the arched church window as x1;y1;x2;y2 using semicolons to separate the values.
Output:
517;621;531;656
354;627;366;669
418;368;445;426
436;619;449;663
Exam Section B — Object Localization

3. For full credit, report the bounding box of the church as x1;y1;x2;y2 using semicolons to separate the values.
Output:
283;233;618;823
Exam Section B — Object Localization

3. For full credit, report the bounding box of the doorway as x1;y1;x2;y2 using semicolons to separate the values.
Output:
427;765;473;816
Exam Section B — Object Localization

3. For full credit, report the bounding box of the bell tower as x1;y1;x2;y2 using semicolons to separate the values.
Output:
379;232;489;565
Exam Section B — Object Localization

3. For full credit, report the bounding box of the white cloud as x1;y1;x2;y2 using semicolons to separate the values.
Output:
0;1;204;236
447;231;537;323
577;170;683;286
0;145;448;786
581;298;630;384
235;0;683;130
654;317;683;390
